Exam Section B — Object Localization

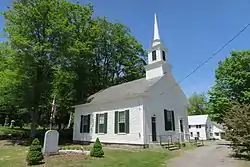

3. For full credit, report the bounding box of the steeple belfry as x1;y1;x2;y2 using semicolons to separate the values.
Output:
153;13;160;40
145;13;171;80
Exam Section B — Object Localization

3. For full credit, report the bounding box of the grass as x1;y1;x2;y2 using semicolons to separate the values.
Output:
0;127;196;167
0;144;173;167
0;126;29;135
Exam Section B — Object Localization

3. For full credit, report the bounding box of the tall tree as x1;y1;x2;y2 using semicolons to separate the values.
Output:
187;92;208;115
208;50;250;123
0;42;26;125
3;0;94;135
2;0;146;133
224;103;250;157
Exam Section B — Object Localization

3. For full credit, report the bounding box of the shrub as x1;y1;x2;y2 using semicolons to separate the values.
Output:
224;104;250;158
26;138;44;165
90;138;104;157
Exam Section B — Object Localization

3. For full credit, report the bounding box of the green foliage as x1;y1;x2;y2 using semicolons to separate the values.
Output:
26;138;44;165
224;104;250;158
90;138;104;157
1;0;146;134
208;50;250;123
187;92;209;115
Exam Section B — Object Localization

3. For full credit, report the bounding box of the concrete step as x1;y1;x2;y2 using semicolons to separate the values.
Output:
161;143;180;150
197;142;204;147
168;146;180;151
161;143;174;146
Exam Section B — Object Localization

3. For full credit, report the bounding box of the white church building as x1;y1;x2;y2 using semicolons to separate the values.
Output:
73;14;189;147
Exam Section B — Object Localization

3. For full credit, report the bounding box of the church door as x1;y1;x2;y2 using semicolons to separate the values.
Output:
151;116;157;142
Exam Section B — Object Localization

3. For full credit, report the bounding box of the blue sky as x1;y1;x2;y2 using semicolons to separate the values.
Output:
1;0;250;97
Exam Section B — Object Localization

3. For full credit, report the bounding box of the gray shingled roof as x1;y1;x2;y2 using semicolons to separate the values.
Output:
212;122;224;130
84;76;162;105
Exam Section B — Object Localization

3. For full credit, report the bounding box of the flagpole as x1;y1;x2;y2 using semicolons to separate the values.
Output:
50;95;56;130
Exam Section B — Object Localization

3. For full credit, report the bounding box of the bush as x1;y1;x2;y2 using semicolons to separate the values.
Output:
26;138;44;165
224;104;250;158
90;138;104;157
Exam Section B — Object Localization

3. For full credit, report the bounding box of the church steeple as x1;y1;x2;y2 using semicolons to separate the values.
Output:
153;13;160;40
145;13;171;80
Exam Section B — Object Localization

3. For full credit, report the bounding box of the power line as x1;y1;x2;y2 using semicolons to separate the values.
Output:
160;23;250;96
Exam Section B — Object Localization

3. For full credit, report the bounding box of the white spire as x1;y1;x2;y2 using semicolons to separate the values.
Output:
153;13;160;40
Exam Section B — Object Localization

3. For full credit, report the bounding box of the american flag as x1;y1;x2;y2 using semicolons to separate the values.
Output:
51;95;56;119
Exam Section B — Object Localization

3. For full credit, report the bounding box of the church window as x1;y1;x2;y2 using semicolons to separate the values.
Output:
152;50;156;61
162;50;166;61
98;114;105;133
114;110;129;134
95;113;108;133
118;111;125;133
164;109;175;131
80;114;90;133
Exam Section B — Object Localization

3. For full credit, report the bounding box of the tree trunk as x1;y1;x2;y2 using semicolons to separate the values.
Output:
30;107;38;138
58;123;62;130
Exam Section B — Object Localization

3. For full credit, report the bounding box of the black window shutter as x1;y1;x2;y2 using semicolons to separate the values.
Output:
162;50;166;61
171;110;175;131
95;114;99;133
104;113;108;134
164;110;168;131
80;115;83;133
114;111;118;134
125;110;130;134
87;114;91;133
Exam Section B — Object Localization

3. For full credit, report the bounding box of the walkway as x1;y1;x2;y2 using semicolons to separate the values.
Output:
167;141;244;167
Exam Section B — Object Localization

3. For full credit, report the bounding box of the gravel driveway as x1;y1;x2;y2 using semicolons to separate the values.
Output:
166;141;243;167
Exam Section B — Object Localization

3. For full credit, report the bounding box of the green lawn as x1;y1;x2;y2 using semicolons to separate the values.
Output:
0;126;29;134
0;127;196;167
0;145;175;167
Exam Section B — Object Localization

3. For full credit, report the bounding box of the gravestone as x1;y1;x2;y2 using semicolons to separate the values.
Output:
42;130;59;155
4;116;9;126
10;120;15;129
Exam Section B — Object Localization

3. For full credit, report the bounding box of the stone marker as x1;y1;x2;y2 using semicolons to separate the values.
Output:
42;130;59;155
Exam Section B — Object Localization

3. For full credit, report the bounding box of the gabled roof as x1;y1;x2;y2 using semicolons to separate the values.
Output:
212;122;224;131
188;115;209;125
74;76;162;107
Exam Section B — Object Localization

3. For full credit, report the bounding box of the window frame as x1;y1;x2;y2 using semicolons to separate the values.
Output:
196;125;202;128
118;111;126;133
95;113;108;134
164;109;175;131
190;132;193;137
98;113;105;133
81;115;90;133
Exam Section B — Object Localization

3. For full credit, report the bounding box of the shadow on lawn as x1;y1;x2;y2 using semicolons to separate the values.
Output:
0;128;74;146
31;162;45;166
229;153;250;161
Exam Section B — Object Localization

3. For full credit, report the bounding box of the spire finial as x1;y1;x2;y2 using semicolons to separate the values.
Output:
154;13;160;40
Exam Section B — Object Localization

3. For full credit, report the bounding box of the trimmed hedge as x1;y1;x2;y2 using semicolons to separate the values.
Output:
90;138;104;157
26;138;44;165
